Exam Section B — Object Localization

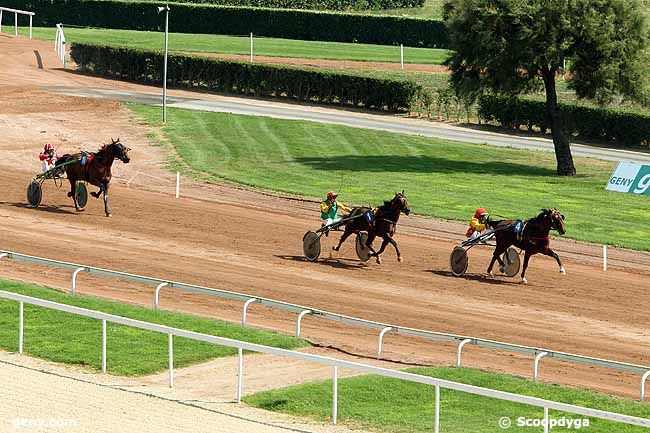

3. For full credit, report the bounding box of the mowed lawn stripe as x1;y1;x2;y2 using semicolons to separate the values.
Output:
25;26;452;65
131;104;650;251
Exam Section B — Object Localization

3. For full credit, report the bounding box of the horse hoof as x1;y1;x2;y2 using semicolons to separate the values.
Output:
332;246;338;252
488;271;495;278
106;214;112;218
397;256;403;263
499;266;505;274
376;257;382;265
521;277;528;285
559;267;566;275
67;192;73;198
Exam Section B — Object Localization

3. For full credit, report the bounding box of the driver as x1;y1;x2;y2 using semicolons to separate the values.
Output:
466;208;492;240
320;191;351;232
39;143;59;173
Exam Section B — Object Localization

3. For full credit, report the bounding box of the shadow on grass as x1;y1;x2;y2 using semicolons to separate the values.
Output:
294;155;555;176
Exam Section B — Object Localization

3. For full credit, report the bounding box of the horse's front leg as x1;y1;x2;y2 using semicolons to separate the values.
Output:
67;179;80;211
364;232;379;260
103;182;111;217
543;248;565;274
520;252;532;284
385;236;403;262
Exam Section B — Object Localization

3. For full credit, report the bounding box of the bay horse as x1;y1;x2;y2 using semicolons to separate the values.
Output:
55;138;131;217
333;191;410;264
486;208;566;284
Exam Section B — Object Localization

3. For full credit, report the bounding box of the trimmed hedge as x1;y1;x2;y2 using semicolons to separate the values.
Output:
478;94;650;148
70;43;422;112
7;0;447;47
108;0;425;10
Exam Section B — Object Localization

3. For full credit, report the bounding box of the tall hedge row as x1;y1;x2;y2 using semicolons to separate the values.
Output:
114;0;425;10
478;94;650;147
70;43;422;111
7;0;447;47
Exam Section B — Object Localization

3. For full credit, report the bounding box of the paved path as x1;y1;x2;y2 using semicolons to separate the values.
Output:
44;85;650;164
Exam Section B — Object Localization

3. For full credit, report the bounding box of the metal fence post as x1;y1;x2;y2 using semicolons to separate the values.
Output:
242;298;256;327
544;407;549;433
534;352;548;383
400;44;404;70
295;310;311;337
377;327;392;359
641;371;650;402
19;301;24;354
0;253;7;260
71;267;85;295
603;245;607;271
102;319;107;373
434;385;440;433
14;11;17;36
154;282;168;309
332;366;338;425
29;14;32;39
237;347;243;403
175;172;180;198
168;334;174;388
250;32;254;63
456;339;472;367
0;10;3;32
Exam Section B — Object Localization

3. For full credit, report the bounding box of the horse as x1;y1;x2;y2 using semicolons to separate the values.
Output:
486;208;566;284
55;138;131;217
332;191;410;264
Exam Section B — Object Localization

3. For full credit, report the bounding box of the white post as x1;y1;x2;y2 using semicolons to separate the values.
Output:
0;253;7;260
456;339;472;367
158;5;170;123
400;44;404;71
237;347;243;403
0;10;3;33
14;12;17;36
175;172;180;198
154;282;168;309
377;327;392;359
19;301;24;354
62;41;66;69
168;333;174;388
296;309;311;337
250;32;253;63
242;298;256;327
641;370;650;402
102;319;107;373
534;352;548;383
332;366;338;425
603;245;607;271
71;267;85;295
434;385;440;433
544;407;549;433
29;14;32;39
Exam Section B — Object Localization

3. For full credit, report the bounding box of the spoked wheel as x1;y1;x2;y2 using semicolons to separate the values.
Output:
501;247;521;277
75;182;88;209
450;246;469;277
27;181;43;208
303;231;321;262
355;232;370;262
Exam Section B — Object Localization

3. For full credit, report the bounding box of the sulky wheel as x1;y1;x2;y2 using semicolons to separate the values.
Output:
502;247;521;277
27;181;42;208
450;246;469;277
355;232;371;262
302;231;321;262
75;182;88;210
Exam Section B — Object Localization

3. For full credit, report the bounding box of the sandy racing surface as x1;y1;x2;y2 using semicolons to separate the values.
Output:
1;33;649;409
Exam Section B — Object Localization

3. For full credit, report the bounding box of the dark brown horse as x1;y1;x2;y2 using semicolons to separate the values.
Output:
55;139;131;217
487;208;566;284
333;191;410;264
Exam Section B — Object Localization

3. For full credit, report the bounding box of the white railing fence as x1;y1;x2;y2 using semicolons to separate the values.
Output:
1;290;648;431
1;250;649;401
0;6;34;39
54;23;66;67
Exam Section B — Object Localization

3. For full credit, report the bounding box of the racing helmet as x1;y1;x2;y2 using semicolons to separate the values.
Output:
327;191;338;200
44;143;54;152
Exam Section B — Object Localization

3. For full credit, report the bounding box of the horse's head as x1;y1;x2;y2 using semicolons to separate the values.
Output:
392;190;410;216
542;208;566;235
110;138;131;164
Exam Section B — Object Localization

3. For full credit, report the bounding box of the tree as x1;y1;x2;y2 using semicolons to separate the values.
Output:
443;0;649;176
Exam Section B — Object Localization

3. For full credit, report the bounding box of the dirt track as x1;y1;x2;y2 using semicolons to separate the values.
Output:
1;35;649;401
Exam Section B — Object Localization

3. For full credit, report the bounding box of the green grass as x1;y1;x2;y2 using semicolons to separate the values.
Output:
129;104;650;251
245;367;650;433
0;280;308;375
26;26;451;65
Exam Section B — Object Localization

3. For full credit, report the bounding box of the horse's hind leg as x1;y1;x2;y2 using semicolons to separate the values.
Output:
543;248;565;274
67;179;80;211
103;182;111;217
487;244;507;276
333;227;353;251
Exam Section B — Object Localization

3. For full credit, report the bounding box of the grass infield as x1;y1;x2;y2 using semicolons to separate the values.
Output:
245;367;650;433
130;104;650;251
24;26;452;65
0;280;308;375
